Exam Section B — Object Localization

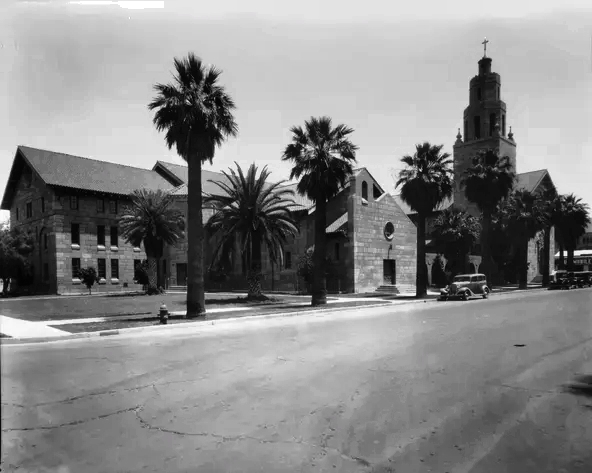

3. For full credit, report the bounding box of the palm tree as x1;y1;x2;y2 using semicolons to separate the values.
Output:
396;142;454;298
537;188;560;285
282;116;358;306
431;208;480;277
500;189;544;289
149;52;238;317
558;194;591;270
204;163;298;300
119;189;185;294
462;148;516;286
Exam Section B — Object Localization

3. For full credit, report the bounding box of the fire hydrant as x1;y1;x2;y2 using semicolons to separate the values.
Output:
159;303;169;324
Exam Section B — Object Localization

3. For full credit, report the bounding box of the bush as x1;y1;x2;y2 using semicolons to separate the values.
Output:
79;267;98;294
134;261;150;286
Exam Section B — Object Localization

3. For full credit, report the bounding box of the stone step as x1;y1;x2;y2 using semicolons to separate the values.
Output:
375;285;400;294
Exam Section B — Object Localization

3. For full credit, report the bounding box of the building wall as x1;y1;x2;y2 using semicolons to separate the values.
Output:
351;170;417;293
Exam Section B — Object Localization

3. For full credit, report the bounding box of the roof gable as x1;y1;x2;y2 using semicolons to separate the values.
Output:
1;146;174;209
516;169;549;193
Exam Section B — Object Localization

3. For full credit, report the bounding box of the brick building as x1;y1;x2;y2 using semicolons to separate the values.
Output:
1;146;417;295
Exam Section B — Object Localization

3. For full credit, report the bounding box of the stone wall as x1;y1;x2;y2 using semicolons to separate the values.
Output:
351;169;417;293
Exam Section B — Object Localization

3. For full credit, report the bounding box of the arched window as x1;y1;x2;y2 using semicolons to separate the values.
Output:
473;116;481;139
361;181;368;201
489;113;496;136
502;114;506;136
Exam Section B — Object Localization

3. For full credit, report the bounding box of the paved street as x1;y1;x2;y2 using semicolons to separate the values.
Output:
2;289;591;473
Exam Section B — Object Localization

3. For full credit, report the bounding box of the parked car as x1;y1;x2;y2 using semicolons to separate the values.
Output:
439;273;490;301
574;271;592;288
548;271;577;290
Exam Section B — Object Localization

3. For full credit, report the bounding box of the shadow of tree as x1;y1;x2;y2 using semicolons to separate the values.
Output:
562;374;592;408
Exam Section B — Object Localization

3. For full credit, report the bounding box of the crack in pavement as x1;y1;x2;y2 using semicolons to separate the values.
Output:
134;406;372;467
1;406;140;432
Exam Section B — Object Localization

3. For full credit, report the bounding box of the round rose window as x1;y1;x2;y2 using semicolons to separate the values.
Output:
384;222;395;240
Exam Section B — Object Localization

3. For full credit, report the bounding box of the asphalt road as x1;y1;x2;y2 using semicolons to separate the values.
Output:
2;290;591;473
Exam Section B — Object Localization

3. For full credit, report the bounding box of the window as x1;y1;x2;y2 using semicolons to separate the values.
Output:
43;263;49;282
110;226;118;246
111;259;119;279
335;243;340;261
489;113;496;136
97;199;105;213
41;197;45;213
361;181;368;201
285;251;292;270
384;221;395;241
477;88;482;100
502;114;506;136
44;233;48;250
97;225;105;246
26;202;32;218
72;257;81;279
373;184;382;199
473;116;481;140
97;258;106;279
71;223;80;245
70;196;78;210
109;200;117;214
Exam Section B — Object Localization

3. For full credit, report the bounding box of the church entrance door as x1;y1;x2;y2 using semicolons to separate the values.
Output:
383;260;396;285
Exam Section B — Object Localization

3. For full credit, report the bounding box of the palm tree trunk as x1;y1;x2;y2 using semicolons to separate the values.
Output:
147;256;158;294
567;247;574;271
186;157;206;318
312;195;328;306
481;208;492;287
518;238;529;289
559;241;565;269
416;213;427;298
247;232;263;300
542;225;551;287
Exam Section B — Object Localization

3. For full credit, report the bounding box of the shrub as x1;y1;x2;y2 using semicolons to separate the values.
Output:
79;267;98;294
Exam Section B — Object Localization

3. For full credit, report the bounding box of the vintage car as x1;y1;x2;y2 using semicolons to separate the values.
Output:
574;271;592;288
548;271;577;290
439;273;490;301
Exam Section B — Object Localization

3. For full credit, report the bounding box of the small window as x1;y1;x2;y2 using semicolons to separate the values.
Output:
97;199;105;213
41;197;45;213
70;196;79;210
97;225;105;246
473;116;481;140
97;258;106;279
134;259;142;280
111;259;119;279
335;243;340;261
502;114;506;136
285;251;292;270
361;181;368;200
44;233;48;250
26;202;32;218
489;113;496;136
477;88;482;100
109;200;117;214
72;257;81;279
71;223;80;245
110;226;118;246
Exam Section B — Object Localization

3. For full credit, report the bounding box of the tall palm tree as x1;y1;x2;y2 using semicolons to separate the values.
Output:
119;189;185;294
204;163;298;300
500;189;544;289
558;194;591;270
282;116;358;306
537;188;560;285
462;148;516;286
431;208;480;277
149;52;238;317
396;142;454;298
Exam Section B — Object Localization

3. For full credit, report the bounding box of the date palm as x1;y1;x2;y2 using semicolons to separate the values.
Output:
282;116;358;306
120;189;185;294
204;163;298;300
396;142;454;298
537;188;560;285
558;194;590;270
149;53;238;317
462;148;516;286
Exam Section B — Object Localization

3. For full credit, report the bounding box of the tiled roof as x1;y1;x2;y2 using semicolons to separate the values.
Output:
326;212;348;233
516;169;548;193
276;183;314;211
14;145;173;196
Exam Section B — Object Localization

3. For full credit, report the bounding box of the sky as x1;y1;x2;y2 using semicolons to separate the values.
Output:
1;0;591;223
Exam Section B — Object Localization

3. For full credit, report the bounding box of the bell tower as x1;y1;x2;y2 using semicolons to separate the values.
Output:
453;39;517;215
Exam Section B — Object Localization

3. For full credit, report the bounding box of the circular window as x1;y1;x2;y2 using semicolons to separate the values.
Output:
384;222;395;241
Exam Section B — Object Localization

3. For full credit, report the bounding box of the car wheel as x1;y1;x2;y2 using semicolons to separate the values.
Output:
482;287;490;299
462;292;468;301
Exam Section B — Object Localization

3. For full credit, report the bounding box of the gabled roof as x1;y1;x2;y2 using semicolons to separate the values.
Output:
516;169;550;193
1;146;174;209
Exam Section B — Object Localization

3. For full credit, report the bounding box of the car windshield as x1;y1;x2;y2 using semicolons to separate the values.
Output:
453;276;471;283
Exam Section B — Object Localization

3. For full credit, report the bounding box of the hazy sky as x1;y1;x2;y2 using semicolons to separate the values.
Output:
1;0;591;222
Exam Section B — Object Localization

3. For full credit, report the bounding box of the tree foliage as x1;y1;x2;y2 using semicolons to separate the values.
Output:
79;267;98;294
0;226;35;294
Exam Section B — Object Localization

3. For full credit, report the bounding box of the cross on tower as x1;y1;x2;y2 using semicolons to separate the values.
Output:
482;37;489;57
